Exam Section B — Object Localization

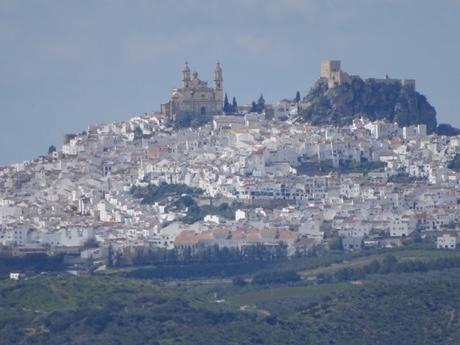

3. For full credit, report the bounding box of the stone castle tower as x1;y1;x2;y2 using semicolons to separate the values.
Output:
161;62;224;121
320;60;351;88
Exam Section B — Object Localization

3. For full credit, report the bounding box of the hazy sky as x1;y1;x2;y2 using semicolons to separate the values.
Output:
1;0;459;165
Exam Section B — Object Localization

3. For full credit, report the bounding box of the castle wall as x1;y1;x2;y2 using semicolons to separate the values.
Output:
321;60;416;90
367;78;416;90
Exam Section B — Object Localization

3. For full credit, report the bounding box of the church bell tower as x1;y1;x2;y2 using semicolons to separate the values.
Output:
214;62;223;89
182;61;191;88
214;62;224;108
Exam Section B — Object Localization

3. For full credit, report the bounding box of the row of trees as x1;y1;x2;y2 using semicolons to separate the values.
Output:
250;94;266;114
318;254;460;284
0;254;65;277
224;91;301;116
112;243;289;268
173;112;210;129
223;94;238;114
120;244;290;279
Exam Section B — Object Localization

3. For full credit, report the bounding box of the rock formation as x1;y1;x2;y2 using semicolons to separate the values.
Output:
297;63;438;133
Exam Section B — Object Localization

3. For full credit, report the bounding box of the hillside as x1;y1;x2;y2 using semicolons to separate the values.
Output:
2;248;460;345
297;77;438;133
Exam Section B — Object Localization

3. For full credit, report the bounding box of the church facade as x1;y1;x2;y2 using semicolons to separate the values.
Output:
161;62;224;121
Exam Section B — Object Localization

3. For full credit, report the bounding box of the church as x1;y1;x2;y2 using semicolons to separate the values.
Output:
161;62;224;122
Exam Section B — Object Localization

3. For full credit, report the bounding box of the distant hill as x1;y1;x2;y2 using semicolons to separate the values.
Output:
297;77;438;133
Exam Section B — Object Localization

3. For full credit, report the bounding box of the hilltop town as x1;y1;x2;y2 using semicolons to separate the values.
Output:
1;61;460;267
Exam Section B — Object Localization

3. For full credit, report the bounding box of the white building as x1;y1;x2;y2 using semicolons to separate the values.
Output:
389;216;414;237
437;233;457;249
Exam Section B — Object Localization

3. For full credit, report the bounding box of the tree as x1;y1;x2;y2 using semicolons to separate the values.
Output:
448;154;460;172
412;231;423;243
257;94;266;113
329;236;343;251
174;113;192;128
133;126;143;139
365;259;381;274
295;91;301;103
232;97;238;113
107;243;114;267
223;93;231;114
380;254;398;274
48;145;57;155
250;101;258;113
334;268;352;281
83;238;99;248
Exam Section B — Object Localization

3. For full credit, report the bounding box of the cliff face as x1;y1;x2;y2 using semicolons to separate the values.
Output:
298;77;437;133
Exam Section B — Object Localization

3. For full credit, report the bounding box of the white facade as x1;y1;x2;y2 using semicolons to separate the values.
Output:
390;217;414;237
161;62;224;120
437;234;457;249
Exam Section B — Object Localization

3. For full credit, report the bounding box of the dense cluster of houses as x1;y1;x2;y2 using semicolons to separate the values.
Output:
1;109;460;264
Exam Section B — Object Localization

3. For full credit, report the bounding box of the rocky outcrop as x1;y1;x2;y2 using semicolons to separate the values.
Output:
297;77;438;133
